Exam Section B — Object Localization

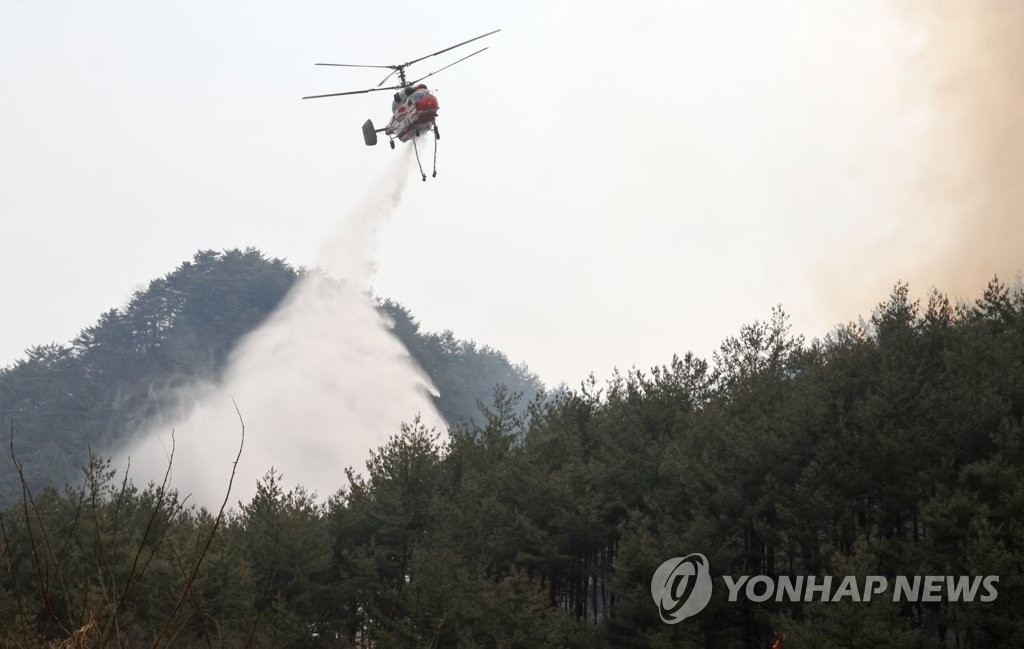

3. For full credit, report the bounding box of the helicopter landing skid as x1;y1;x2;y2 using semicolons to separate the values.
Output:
411;127;439;181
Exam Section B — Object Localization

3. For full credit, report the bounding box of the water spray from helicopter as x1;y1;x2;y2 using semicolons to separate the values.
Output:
117;148;446;508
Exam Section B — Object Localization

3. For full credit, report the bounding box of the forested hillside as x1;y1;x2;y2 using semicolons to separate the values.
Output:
1;269;1023;647
0;249;541;503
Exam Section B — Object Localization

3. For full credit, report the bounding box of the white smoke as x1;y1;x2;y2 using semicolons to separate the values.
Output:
117;146;446;508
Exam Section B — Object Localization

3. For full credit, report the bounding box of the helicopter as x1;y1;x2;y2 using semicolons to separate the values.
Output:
303;29;501;181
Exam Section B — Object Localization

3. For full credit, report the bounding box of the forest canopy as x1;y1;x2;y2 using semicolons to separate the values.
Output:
1;250;1022;647
0;249;541;503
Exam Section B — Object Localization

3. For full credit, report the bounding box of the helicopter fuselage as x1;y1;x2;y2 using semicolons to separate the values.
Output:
385;84;439;142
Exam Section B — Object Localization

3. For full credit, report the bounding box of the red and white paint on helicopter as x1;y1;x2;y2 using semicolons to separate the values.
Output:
385;84;440;144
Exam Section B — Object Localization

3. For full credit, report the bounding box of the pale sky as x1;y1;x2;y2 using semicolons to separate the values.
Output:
0;0;962;387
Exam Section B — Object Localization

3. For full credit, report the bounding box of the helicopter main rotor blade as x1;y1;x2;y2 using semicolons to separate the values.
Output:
314;62;395;69
401;29;500;68
306;29;499;98
302;84;404;100
408;47;489;86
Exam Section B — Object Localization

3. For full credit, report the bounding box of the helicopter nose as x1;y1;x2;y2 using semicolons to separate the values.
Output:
416;95;439;111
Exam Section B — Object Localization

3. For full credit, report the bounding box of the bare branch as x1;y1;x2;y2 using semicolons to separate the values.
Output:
9;419;72;636
151;399;245;649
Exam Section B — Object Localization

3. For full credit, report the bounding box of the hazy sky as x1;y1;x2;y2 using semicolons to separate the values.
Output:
2;0;1020;387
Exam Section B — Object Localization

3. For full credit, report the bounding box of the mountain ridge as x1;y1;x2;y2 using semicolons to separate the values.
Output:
0;247;542;503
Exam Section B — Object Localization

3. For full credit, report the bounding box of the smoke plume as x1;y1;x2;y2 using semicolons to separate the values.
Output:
117;147;446;508
821;1;1023;320
907;1;1024;295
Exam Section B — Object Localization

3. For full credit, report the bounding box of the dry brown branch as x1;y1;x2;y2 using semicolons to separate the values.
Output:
163;532;215;649
151;399;245;649
2;401;249;649
96;433;174;647
8;420;73;638
50;616;94;649
0;444;45;647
